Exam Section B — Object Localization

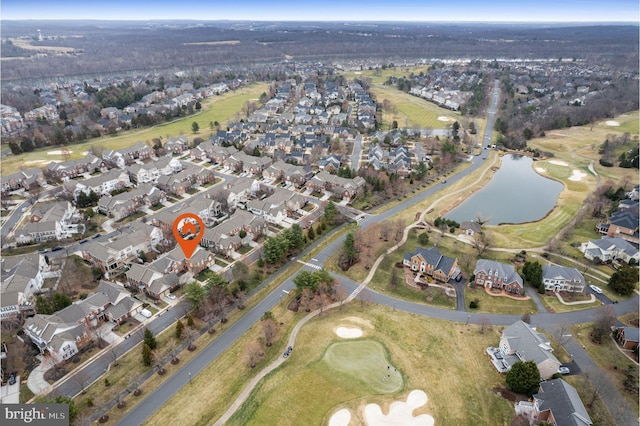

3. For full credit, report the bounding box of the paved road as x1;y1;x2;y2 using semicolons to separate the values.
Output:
351;134;363;170
90;79;637;425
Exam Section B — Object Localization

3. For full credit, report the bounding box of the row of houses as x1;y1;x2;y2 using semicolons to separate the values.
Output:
15;202;81;244
23;280;143;362
497;321;593;425
1;254;53;320
403;247;587;294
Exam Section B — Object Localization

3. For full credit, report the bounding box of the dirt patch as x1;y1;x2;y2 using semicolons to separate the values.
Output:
606;120;620;126
493;386;529;403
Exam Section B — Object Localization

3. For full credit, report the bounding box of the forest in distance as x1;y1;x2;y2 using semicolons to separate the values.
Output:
1;20;638;82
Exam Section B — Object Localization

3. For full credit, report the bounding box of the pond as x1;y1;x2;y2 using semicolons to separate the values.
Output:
447;154;563;225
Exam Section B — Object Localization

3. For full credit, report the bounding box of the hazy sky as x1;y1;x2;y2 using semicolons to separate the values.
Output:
2;0;639;22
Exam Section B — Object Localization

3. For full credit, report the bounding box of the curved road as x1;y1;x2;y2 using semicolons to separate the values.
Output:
115;79;638;426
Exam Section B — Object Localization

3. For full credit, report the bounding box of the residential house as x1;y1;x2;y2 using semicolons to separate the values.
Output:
15;202;79;243
96;184;164;220
103;142;152;168
497;320;562;379
46;154;103;181
613;327;639;351
402;246;460;283
81;225;159;278
517;379;593;426
202;210;266;257
126;263;180;299
474;259;524;295
208;145;238;164
191;140;216;161
460;221;482;236
305;171;365;202
1;254;52;319
164;136;189;154
64;169;131;198
580;237;640;264
1;168;45;195
596;209;639;244
23;280;142;362
223;152;272;175
224;177;260;209
247;189;306;225
262;160;313;187
541;265;586;293
127;156;182;184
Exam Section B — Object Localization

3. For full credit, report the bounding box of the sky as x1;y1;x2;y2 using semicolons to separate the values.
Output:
2;0;639;22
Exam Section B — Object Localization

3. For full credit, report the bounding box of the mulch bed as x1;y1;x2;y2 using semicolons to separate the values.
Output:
171;358;180;365
492;386;529;403
134;389;142;396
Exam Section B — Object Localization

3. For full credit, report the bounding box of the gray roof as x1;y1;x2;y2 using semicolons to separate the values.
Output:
589;237;638;256
542;265;585;286
404;246;457;277
608;210;638;230
474;259;523;286
501;321;560;367
534;379;592;426
620;327;640;343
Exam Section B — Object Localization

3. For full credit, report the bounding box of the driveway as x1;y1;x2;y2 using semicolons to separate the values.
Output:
0;376;21;403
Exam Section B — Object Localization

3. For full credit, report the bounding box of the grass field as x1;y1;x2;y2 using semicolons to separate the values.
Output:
465;286;537;315
1;83;269;176
227;304;514;426
572;323;639;418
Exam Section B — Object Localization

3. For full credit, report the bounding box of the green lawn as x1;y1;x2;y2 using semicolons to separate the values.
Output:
465;286;537;315
572;323;639;418
537;292;600;313
1;83;269;176
227;304;514;426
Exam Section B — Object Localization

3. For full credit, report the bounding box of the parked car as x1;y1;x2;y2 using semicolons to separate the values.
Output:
441;179;447;184
8;373;17;385
92;233;102;239
51;246;64;252
140;309;153;318
167;293;176;300
589;285;603;294
558;366;570;375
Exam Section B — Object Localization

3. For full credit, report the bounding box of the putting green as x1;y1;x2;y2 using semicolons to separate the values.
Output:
322;340;403;394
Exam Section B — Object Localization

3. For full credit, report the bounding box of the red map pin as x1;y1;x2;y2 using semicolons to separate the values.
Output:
172;213;205;259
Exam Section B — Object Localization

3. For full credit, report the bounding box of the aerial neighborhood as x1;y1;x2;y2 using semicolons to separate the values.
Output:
0;19;638;426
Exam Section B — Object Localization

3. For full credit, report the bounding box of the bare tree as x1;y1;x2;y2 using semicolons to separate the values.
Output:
478;317;492;334
520;312;531;324
358;288;371;308
552;321;573;345
314;292;331;315
472;232;492;256
334;282;348;309
591;304;616;344
244;341;262;368
584;367;608;408
300;288;314;312
184;327;199;351
72;369;90;395
43;353;65;380
108;346;119;367
90;323;108;349
261;318;278;347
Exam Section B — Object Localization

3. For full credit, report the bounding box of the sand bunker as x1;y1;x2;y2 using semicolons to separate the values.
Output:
548;160;568;166
336;326;363;338
535;167;546;173
328;408;351;426
437;116;453;122
568;170;587;182
365;390;434;426
47;150;72;155
606;120;620;126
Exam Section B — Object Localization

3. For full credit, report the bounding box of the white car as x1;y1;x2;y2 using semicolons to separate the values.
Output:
589;285;603;294
558;366;570;375
167;293;177;300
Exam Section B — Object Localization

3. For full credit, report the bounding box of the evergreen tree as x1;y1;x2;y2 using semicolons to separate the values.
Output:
142;343;153;366
143;328;157;350
175;320;184;339
506;360;540;395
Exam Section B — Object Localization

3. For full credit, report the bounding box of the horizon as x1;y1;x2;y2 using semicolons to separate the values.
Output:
2;0;639;22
